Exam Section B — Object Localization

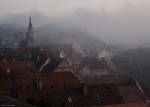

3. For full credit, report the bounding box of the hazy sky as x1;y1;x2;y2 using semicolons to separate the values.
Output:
0;0;150;47
0;0;150;17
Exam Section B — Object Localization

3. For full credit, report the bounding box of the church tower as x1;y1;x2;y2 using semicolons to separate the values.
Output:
26;17;36;47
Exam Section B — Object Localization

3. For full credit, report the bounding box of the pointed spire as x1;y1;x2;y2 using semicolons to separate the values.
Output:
29;17;32;28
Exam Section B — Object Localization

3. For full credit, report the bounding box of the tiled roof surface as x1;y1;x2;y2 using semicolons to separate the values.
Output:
28;84;124;107
14;72;81;89
2;47;65;71
118;86;146;103
0;61;37;74
84;75;147;104
0;72;81;95
0;72;82;103
4;47;47;61
0;95;35;107
93;102;150;107
84;75;136;86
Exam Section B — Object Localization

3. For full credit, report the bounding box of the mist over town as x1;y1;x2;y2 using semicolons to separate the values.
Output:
0;0;150;107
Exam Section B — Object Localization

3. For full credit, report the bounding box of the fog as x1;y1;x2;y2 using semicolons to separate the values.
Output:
0;0;150;48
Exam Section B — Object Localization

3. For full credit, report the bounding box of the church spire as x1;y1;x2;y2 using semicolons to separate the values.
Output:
29;17;32;28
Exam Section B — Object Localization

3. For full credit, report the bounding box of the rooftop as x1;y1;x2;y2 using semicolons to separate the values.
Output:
0;95;35;107
94;102;150;107
84;75;136;86
118;86;146;103
0;61;37;74
84;75;147;103
28;84;124;107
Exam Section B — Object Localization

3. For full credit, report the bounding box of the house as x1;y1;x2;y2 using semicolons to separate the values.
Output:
84;75;148;103
2;46;72;74
23;84;124;107
78;57;110;77
0;71;126;107
0;72;81;102
2;47;50;70
3;47;47;61
43;44;72;59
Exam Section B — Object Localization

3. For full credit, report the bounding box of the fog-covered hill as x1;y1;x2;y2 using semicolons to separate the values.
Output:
36;25;116;56
0;22;117;57
0;23;25;37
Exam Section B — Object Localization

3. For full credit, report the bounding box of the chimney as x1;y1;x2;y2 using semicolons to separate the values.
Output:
82;83;88;94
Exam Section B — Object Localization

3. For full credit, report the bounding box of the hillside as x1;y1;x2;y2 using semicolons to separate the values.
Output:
0;23;116;57
36;25;115;56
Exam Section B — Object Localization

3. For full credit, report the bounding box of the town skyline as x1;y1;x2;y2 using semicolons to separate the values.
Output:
0;0;150;47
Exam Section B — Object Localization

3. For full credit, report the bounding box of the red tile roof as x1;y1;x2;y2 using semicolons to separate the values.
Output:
0;61;37;74
93;102;150;107
14;72;81;89
84;75;136;86
27;84;124;107
84;75;147;104
4;47;47;61
118;86;145;103
0;72;81;102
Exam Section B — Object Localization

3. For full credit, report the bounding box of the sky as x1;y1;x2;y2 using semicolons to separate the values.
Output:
0;0;150;47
